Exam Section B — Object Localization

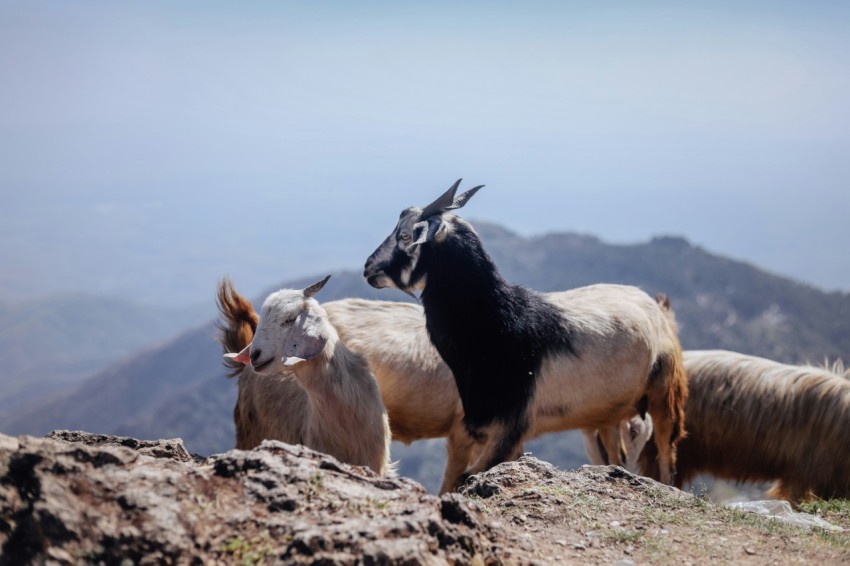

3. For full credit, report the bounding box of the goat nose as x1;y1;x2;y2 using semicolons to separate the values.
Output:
250;349;262;365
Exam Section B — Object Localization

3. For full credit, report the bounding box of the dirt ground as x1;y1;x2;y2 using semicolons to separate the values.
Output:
462;457;850;565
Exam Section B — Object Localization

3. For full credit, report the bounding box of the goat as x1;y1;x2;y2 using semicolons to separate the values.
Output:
582;414;654;474
639;349;850;502
217;277;391;476
363;179;688;485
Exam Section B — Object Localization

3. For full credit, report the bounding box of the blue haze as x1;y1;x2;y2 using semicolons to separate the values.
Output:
1;1;849;306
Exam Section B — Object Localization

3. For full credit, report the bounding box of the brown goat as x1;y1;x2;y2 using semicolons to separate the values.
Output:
640;349;850;502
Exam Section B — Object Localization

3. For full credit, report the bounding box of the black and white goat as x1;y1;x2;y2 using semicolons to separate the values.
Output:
363;179;688;485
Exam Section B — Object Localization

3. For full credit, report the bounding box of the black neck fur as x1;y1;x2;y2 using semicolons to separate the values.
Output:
418;218;577;432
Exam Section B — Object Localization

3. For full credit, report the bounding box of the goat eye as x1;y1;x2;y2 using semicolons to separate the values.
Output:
281;317;296;326
399;232;411;243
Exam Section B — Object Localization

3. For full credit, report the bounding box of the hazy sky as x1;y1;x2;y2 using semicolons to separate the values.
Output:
2;1;849;306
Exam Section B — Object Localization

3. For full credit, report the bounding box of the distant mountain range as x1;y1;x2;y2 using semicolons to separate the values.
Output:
0;294;208;414
2;222;848;492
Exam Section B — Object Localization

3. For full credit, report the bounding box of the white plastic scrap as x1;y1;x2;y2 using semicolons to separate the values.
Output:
725;500;844;532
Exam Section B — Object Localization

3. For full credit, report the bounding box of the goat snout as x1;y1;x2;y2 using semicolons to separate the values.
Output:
249;347;273;372
363;261;386;288
363;257;379;279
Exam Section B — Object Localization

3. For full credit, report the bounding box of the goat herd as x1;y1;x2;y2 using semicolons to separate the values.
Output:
217;180;850;502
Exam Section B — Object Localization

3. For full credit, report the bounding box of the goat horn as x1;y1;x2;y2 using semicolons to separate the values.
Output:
421;178;463;218
450;185;484;210
303;274;331;298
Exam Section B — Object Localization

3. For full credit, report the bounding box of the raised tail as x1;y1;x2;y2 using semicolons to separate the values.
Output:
216;277;258;377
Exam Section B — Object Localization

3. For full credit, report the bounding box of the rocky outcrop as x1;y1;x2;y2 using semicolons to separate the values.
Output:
1;431;848;565
0;431;521;565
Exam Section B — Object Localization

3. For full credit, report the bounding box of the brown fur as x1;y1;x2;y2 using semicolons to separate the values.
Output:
216;277;258;377
640;349;850;503
217;278;298;450
655;292;688;452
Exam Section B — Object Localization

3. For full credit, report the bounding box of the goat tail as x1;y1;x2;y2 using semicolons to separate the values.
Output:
655;292;688;445
216;277;258;377
665;349;689;447
641;292;689;485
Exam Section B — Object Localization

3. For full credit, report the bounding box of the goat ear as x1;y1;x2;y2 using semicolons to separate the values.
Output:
410;218;447;247
303;275;331;299
224;344;251;365
282;309;327;364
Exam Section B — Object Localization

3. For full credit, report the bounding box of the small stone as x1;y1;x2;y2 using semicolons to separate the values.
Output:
555;539;567;547
745;547;756;555
610;520;621;527
673;537;683;543
615;560;636;566
624;545;634;555
573;542;587;550
660;529;670;536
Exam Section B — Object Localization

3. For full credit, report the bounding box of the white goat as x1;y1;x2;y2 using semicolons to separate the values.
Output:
218;277;391;476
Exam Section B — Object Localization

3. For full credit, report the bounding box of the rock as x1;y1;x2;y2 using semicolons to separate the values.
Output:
0;432;516;564
46;430;195;463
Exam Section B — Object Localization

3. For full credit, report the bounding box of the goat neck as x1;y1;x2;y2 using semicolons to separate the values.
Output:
418;219;511;312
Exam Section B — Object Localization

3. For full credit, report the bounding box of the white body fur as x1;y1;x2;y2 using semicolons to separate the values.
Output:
463;285;687;485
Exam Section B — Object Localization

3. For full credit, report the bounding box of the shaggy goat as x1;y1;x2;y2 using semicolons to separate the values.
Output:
363;179;688;485
217;277;391;475
639;349;850;502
